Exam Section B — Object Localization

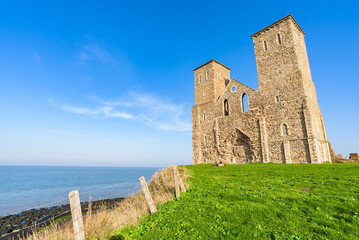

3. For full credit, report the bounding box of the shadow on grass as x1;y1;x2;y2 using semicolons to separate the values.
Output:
109;234;125;240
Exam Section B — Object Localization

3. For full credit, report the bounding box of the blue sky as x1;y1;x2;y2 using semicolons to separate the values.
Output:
0;1;358;167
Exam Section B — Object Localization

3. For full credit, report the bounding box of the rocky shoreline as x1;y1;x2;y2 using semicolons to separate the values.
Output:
0;197;125;240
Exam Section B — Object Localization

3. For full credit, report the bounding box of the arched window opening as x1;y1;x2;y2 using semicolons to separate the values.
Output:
264;41;268;51
202;112;206;122
204;136;207;144
206;71;209;80
282;124;288;136
199;75;202;83
242;93;248;112
277;33;281;44
224;99;229;116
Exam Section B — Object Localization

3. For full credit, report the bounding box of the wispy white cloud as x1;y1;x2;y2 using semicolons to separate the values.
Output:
53;92;191;132
77;44;116;65
61;105;133;120
122;91;191;131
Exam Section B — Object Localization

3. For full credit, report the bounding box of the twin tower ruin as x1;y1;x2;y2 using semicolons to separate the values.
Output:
192;15;332;164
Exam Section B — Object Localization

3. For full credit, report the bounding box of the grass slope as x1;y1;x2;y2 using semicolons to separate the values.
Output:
119;163;359;239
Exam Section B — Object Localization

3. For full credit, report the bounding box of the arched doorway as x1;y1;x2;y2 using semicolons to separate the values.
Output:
226;129;253;163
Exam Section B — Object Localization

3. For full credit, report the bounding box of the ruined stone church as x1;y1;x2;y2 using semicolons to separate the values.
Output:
192;15;332;164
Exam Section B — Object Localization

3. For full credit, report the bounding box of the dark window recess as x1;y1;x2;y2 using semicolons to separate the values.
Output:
224;99;229;116
282;124;288;136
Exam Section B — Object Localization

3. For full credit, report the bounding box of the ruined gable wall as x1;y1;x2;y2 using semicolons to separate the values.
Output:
214;84;262;163
193;80;265;164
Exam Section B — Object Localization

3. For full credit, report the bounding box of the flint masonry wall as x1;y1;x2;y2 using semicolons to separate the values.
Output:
192;15;332;164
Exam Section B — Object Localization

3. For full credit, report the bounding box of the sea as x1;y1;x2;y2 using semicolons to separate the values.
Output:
0;165;159;217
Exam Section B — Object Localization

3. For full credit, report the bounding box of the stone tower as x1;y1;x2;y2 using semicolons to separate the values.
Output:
192;15;332;164
194;60;230;106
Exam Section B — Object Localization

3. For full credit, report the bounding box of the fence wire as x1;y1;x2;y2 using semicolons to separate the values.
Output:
0;177;143;240
1;167;181;240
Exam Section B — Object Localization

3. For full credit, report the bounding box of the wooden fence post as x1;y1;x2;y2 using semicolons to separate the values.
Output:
69;190;85;240
175;167;187;193
139;176;157;214
173;166;180;198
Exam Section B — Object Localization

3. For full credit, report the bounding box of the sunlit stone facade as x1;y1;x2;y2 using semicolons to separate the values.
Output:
192;15;332;164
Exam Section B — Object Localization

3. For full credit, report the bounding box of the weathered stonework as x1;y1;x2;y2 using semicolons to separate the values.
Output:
349;153;359;161
192;15;332;164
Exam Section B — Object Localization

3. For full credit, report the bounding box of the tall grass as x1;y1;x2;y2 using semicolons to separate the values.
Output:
18;166;188;240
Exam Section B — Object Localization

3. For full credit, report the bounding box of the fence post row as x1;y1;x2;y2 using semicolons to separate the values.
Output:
139;176;157;214
66;169;184;240
173;166;181;198
69;190;85;240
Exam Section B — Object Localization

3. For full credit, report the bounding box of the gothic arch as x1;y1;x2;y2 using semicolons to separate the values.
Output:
224;99;229;116
242;93;248;112
226;128;253;163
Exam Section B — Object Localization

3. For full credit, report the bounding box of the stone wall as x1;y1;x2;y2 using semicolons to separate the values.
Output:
192;15;332;165
349;153;359;161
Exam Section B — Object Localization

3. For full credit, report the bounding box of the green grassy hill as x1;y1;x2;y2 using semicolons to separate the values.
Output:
118;163;359;239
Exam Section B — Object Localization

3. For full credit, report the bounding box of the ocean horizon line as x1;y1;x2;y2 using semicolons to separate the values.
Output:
0;165;160;217
0;164;167;168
